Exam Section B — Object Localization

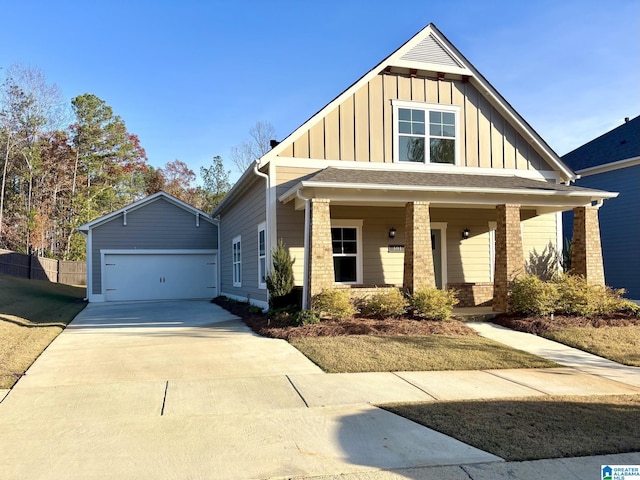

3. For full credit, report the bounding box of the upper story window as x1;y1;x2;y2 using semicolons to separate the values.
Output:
393;100;460;165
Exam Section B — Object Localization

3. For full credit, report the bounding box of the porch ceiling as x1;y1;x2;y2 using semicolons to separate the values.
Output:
279;167;618;214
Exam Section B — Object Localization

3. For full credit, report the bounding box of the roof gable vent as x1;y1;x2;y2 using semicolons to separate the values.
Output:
400;34;462;68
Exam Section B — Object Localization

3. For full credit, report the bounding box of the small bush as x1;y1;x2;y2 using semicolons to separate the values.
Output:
556;276;636;317
248;305;265;314
267;306;297;325
360;289;408;318
312;289;357;321
410;286;458;321
509;275;559;316
293;309;320;326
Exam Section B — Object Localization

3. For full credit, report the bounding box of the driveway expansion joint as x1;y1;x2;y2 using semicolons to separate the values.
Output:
160;380;168;415
391;371;440;400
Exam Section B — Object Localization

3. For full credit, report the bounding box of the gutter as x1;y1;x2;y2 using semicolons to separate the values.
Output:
254;161;271;308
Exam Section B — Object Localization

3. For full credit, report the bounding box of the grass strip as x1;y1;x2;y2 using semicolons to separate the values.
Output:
382;394;640;461
289;335;556;373
0;274;86;388
543;326;640;366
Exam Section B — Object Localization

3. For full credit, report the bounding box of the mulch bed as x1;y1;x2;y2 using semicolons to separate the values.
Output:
212;297;477;340
493;312;640;336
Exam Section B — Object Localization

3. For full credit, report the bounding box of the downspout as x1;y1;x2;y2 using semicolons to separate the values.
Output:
254;160;270;307
297;190;311;310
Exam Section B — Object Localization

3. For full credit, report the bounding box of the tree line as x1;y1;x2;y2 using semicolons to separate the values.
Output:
0;65;232;261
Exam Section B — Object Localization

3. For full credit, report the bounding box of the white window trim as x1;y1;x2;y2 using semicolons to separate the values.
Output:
257;223;266;290
331;219;363;285
232;235;242;287
392;99;461;166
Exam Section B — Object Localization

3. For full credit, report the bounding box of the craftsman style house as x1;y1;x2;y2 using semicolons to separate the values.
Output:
212;24;615;311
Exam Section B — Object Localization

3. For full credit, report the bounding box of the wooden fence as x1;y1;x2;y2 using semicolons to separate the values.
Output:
0;249;86;286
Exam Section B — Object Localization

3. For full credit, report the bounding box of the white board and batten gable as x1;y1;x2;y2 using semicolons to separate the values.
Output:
78;191;220;302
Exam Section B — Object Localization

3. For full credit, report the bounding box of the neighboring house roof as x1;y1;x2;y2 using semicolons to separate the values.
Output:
280;167;615;205
262;23;576;181
78;191;217;233
563;115;640;172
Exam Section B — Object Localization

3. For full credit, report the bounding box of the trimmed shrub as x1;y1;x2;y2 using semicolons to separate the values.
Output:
509;274;559;316
312;289;357;321
293;309;320;326
555;275;635;317
409;286;458;321
360;289;408;318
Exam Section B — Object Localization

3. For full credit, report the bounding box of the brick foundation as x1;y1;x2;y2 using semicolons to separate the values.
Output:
333;285;402;299
571;206;605;285
403;201;436;293
448;283;494;307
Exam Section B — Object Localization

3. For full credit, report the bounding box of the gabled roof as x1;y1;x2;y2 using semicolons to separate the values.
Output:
562;115;640;171
262;23;576;181
77;191;217;233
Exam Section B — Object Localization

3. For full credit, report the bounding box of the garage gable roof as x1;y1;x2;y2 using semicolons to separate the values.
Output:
77;191;217;233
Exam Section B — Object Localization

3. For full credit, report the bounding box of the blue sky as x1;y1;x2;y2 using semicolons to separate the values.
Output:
1;0;638;182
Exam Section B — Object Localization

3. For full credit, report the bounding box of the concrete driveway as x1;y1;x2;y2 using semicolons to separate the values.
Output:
0;300;499;479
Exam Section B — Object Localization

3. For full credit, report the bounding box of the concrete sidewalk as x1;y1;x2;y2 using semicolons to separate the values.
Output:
0;301;638;479
469;321;640;387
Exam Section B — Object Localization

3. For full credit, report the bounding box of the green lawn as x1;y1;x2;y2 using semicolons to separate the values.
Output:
289;335;556;373
383;394;640;461
0;274;86;388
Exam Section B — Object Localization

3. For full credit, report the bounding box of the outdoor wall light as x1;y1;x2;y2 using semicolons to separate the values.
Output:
388;227;397;239
462;228;470;240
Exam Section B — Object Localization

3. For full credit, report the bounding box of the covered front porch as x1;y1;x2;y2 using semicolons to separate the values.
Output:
278;168;617;310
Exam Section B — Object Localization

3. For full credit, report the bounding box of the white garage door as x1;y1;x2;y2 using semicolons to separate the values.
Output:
103;252;217;301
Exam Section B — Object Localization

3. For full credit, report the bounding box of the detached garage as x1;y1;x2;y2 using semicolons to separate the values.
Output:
78;192;219;302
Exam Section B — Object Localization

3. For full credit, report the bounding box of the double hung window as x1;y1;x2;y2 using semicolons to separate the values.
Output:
258;224;266;289
331;220;362;284
394;100;459;165
232;236;242;287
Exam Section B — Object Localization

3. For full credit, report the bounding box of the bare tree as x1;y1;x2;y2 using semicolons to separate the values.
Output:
0;65;65;251
230;121;276;173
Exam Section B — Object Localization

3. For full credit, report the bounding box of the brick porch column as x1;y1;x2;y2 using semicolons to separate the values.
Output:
403;201;436;293
493;204;524;312
308;198;334;304
571;206;605;285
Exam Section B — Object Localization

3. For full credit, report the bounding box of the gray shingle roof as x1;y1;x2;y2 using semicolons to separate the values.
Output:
562;116;640;171
306;168;605;194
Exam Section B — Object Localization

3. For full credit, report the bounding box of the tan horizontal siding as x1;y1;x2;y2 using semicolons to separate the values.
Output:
522;213;558;261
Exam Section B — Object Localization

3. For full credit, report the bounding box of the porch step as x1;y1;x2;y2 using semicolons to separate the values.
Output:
451;307;501;322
